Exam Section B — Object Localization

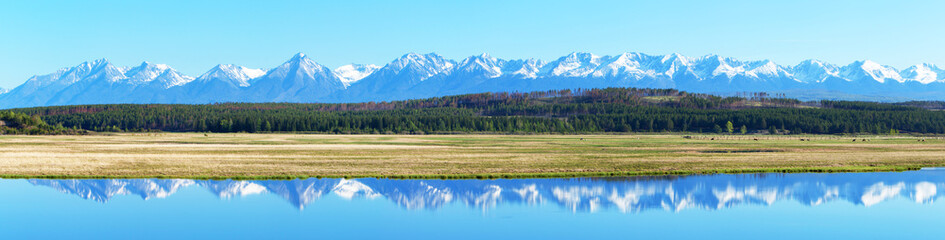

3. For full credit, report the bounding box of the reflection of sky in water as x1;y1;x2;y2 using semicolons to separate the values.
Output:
3;169;945;239
23;170;945;212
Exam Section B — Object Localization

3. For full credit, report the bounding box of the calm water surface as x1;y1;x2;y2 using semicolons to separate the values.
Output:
3;169;945;239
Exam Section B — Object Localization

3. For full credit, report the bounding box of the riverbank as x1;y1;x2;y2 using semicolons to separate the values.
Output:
1;133;943;179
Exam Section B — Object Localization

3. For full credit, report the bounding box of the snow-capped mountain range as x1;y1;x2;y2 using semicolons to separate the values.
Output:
3;52;944;108
28;170;945;213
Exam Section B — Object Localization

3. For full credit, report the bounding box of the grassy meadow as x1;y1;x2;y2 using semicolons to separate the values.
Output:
1;133;944;179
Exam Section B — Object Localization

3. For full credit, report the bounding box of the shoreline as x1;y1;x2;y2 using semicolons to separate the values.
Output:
0;166;935;181
2;133;944;180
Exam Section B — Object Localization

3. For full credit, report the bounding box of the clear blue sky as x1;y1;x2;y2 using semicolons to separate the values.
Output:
1;0;943;88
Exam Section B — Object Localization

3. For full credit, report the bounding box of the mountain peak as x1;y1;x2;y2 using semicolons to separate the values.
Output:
90;58;109;65
564;52;598;61
198;64;265;87
151;69;195;88
264;53;333;79
543;52;603;77
72;58;111;72
124;61;175;85
901;63;944;84
798;59;826;66
841;60;902;83
659;53;692;71
248;53;346;102
397;52;433;62
917;63;939;69
284;53;320;67
334;64;381;85
503;59;544;78
462;53;498;62
457;54;504;78
384;52;454;81
858;60;885;70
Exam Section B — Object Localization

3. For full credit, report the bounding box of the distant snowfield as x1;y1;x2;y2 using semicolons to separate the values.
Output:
2;52;945;108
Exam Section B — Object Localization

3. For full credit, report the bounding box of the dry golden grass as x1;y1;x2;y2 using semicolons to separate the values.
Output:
0;133;944;179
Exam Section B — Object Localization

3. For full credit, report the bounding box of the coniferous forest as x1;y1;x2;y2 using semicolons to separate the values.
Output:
0;111;84;135
8;88;945;135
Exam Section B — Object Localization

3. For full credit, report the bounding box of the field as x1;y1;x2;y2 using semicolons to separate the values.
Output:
1;133;944;179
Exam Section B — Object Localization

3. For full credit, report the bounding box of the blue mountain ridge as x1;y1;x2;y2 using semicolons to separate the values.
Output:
3;52;944;108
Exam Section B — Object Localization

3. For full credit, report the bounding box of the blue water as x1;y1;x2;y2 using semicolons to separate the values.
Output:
3;169;945;239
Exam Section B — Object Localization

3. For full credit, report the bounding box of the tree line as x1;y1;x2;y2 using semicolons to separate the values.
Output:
8;87;945;134
0;111;85;135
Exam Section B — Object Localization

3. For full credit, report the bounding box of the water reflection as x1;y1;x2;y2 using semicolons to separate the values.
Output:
26;169;945;213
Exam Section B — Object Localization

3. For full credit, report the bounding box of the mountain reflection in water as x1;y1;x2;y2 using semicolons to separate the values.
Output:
27;169;945;213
